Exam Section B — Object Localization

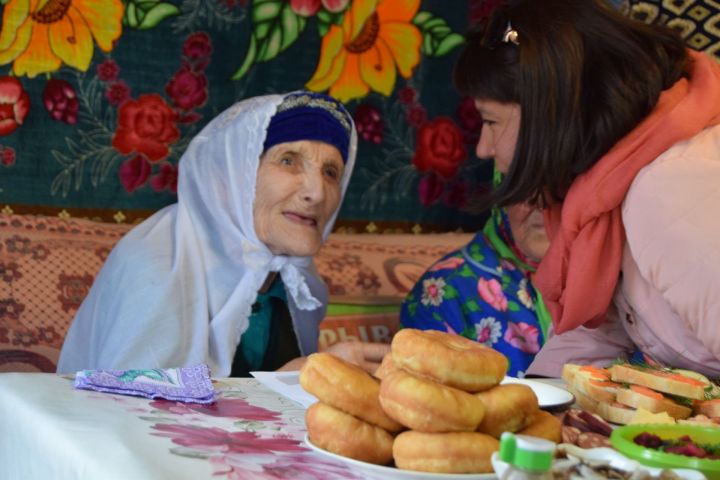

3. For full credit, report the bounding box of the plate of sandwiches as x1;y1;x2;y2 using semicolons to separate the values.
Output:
562;362;720;426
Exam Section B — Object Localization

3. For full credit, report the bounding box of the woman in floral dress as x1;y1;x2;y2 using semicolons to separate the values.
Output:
400;183;550;377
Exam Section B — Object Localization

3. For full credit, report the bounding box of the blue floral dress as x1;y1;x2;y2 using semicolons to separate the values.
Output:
400;209;551;378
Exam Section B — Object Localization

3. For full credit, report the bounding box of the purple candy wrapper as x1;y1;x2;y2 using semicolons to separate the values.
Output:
74;364;215;404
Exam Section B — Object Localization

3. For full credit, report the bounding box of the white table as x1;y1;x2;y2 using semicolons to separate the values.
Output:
0;372;575;479
0;373;361;480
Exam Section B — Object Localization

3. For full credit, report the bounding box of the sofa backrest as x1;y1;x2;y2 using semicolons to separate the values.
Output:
0;214;132;372
314;232;474;349
0;213;471;372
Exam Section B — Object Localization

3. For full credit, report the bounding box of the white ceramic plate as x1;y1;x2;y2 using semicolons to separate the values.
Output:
305;435;495;480
249;373;574;411
500;377;574;411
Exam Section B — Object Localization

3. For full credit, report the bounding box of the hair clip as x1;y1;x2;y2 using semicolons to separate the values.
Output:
501;21;519;46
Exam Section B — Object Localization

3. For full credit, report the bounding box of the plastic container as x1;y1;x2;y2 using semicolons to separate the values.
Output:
497;432;554;480
610;423;720;480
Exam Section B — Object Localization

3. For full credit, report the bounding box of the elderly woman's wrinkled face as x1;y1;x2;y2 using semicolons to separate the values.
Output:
506;202;549;263
474;99;520;174
254;140;344;257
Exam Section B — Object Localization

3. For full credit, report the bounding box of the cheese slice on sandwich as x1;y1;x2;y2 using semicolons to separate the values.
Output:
629;407;676;425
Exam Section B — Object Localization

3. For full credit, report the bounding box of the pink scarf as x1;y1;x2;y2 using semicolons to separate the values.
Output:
535;50;720;334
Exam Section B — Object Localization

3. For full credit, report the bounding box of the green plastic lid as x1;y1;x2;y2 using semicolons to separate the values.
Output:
499;432;555;472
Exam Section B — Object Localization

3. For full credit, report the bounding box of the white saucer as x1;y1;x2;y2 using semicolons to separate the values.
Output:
500;377;575;410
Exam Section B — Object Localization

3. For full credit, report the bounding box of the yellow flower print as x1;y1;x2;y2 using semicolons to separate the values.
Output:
0;0;123;78
306;0;421;102
517;278;534;309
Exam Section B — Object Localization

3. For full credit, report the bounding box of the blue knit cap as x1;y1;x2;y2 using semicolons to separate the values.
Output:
263;91;352;163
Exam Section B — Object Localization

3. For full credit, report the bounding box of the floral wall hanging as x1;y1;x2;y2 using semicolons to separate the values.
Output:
0;0;717;232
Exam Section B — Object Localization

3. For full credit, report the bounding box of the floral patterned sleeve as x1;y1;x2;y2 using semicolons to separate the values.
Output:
399;234;546;377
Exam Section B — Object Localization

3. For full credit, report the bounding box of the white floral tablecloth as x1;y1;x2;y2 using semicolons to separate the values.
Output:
0;373;362;480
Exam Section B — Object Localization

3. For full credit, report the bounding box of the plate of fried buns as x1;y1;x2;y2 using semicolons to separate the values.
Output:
304;434;495;479
299;329;566;477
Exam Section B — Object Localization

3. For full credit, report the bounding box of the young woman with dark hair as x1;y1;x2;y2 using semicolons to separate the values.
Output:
454;0;720;377
454;0;689;207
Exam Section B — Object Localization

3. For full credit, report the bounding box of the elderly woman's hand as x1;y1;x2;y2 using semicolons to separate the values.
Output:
276;341;390;375
324;341;391;374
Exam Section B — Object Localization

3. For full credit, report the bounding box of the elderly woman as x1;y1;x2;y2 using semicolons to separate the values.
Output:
400;171;551;377
58;91;383;377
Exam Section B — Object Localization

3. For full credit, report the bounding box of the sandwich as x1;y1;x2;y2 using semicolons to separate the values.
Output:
562;362;720;425
609;364;705;400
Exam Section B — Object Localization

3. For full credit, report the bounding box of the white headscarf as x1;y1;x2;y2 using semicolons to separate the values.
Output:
58;93;357;376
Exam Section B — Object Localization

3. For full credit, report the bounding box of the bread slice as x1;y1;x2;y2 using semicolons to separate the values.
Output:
693;398;720;418
609;364;706;400
671;369;713;389
562;364;609;384
562;364;619;404
561;364;582;384
575;376;622;404
615;385;691;419
568;386;636;425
